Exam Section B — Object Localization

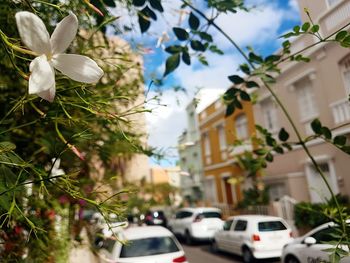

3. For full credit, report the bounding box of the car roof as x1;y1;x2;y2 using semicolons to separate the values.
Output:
226;214;287;222
121;226;173;240
178;207;221;213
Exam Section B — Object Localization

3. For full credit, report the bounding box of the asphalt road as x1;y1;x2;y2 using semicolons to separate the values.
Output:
182;242;281;263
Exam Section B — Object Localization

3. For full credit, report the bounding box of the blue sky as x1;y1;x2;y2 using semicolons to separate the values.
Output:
113;0;302;166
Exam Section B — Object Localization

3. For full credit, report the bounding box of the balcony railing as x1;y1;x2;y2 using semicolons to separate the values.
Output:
330;98;350;124
319;0;350;36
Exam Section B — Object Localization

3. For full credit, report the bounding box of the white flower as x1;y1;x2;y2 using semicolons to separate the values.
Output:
15;11;104;102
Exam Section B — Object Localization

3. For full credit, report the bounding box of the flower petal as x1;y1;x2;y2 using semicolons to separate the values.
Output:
50;12;78;54
52;54;104;83
29;55;56;102
15;11;51;55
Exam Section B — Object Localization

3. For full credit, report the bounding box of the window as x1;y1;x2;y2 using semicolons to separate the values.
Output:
223;219;233;231
217;125;227;150
311;227;339;243
269;183;286;201
120;237;179;257
295;79;318;121
203;133;211;164
234;220;247;231
261;98;279;132
258;221;287;232
235;114;248;139
340;55;350;94
204;177;217;203
198;211;222;219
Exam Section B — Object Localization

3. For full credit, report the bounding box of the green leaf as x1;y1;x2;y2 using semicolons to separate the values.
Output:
173;27;189;41
335;31;347;41
311;24;320;33
265;152;274;162
265;55;281;63
164;53;180;76
246;81;259;88
278;128;289;142
228;75;244;84
190;40;206;51
133;0;146;6
266;136;276;147
282;143;292;151
321;127;332;140
333;135;347;146
182;51;191;65
209;45;224;55
198;54;208;66
301;22;310;31
249;52;263;64
340;145;350;154
293;25;300;33
165;45;182;54
224;87;239;101
142;6;157;20
138;12;151;33
233;99;243;109
274;146;284;154
281;32;296;39
0;142;16;153
199;32;213;42
149;0;164;12
225;103;235;116
254;149;267;155
239;91;251;101
189;12;200;30
311;119;322;134
240;64;251;75
341;35;350;48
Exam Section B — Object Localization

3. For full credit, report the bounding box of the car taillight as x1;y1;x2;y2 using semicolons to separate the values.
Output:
289;231;293;238
193;215;202;222
173;255;187;262
252;234;260;241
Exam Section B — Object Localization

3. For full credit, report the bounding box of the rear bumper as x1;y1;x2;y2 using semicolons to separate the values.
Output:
252;249;282;259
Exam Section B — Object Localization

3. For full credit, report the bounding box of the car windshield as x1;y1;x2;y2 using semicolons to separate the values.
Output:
200;212;221;218
258;221;287;232
120;236;180;258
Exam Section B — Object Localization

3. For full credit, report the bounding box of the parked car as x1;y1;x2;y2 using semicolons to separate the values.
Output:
168;207;224;244
212;215;294;263
282;221;350;263
98;225;188;263
144;210;168;227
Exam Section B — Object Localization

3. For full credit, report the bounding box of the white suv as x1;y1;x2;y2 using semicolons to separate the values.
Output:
168;207;224;244
212;215;294;263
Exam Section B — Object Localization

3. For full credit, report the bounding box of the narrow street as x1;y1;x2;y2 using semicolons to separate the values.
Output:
182;242;281;263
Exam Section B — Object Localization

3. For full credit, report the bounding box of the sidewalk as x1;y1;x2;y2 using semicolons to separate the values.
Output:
69;228;98;263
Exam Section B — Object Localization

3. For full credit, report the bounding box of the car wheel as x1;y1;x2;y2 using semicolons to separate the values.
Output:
242;247;255;263
185;230;194;245
210;240;219;253
285;255;300;263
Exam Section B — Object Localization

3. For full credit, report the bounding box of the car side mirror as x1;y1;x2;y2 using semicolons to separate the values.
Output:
304;236;316;246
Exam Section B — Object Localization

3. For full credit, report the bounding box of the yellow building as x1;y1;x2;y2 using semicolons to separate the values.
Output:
198;97;256;207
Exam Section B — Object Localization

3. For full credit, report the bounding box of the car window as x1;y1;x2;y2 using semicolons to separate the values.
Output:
182;211;193;218
103;238;116;253
234;220;247;231
120;236;180;258
223;219;233;231
200;212;221;219
311;227;339;244
258;221;287;232
175;212;183;219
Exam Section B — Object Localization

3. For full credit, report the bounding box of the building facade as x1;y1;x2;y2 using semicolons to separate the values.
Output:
198;98;256;207
177;100;204;204
253;0;350;203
